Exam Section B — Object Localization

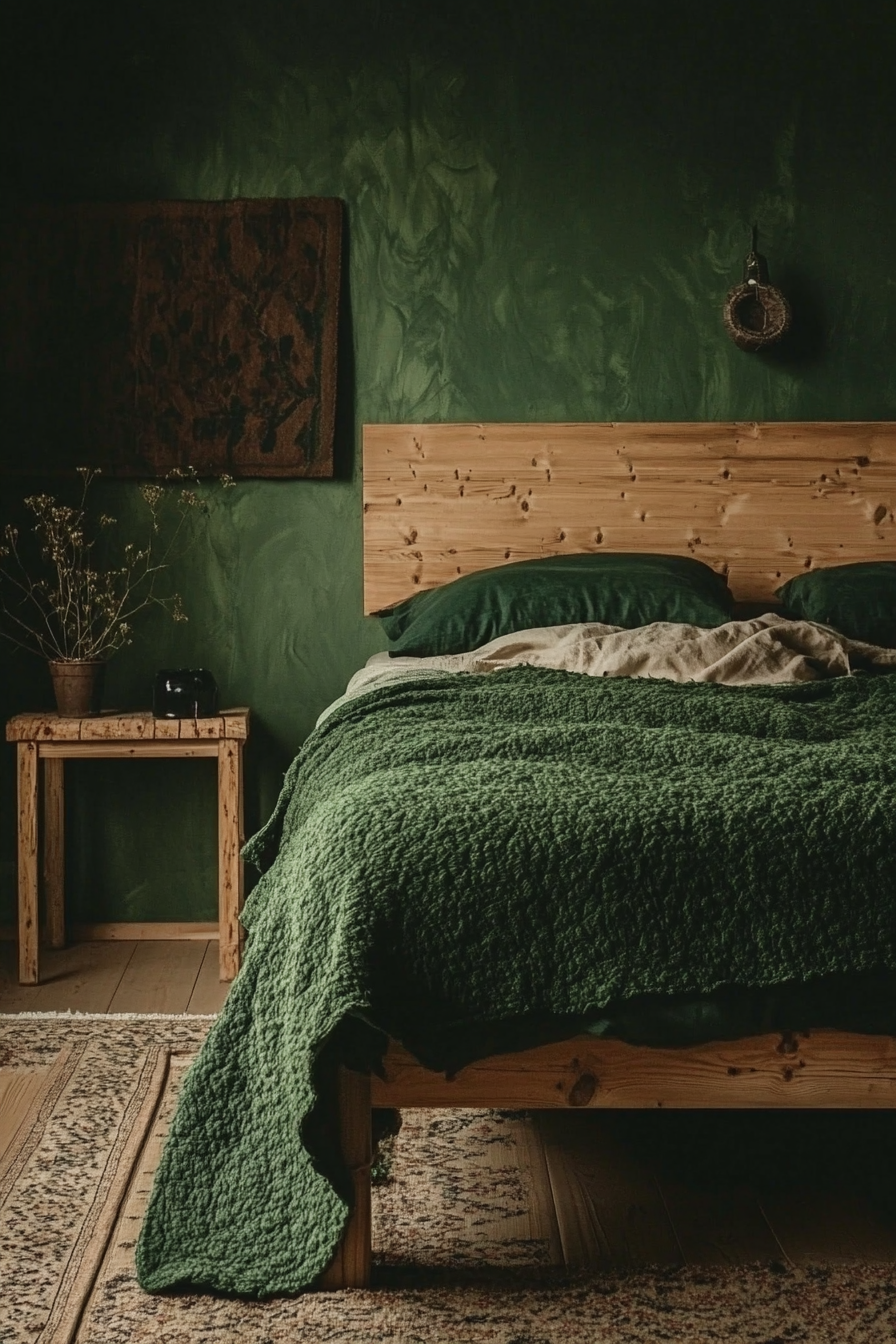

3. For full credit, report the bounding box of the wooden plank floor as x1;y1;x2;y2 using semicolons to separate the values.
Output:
0;938;229;1014
2;942;896;1268
529;1107;896;1269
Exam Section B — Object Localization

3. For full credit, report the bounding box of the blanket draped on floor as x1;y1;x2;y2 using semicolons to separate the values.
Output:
136;667;896;1296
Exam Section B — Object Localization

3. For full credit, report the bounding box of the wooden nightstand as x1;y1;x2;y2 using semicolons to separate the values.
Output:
5;708;250;986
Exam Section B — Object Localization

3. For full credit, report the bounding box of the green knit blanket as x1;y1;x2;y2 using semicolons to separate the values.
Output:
136;668;896;1296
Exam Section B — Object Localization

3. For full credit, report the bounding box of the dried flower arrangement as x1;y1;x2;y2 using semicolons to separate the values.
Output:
0;468;232;710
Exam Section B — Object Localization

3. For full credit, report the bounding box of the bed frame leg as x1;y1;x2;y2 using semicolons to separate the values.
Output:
319;1067;372;1289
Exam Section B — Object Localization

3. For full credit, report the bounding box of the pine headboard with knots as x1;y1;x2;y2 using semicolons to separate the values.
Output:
362;421;896;612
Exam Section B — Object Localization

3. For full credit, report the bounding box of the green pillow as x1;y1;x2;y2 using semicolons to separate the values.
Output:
379;552;734;657
776;562;896;647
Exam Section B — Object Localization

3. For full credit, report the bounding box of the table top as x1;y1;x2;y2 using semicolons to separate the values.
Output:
6;708;250;743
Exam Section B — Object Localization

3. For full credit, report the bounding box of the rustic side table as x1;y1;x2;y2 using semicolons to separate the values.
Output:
5;708;250;986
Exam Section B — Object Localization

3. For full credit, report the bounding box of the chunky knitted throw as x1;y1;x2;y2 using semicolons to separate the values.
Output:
136;668;896;1296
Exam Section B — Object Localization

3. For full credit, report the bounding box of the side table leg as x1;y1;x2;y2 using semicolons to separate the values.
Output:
218;740;245;981
17;741;39;985
44;757;65;949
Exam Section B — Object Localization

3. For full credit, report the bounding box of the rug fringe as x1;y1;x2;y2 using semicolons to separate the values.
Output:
0;1011;217;1020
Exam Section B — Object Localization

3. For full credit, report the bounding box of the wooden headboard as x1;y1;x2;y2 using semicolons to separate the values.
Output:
363;422;896;612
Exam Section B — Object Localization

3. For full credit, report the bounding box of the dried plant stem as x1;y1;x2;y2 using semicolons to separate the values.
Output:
0;467;227;663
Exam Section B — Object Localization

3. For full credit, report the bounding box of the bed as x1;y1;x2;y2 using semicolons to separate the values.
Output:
137;421;896;1296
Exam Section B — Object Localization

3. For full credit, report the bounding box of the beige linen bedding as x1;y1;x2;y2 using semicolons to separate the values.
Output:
462;614;896;684
321;615;896;723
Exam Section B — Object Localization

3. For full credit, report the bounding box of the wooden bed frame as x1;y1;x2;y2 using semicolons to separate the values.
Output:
322;421;896;1289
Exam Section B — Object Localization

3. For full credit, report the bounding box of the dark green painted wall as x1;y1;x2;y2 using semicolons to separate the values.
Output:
1;1;895;920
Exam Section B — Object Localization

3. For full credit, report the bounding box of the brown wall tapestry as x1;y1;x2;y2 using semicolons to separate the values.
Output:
0;198;342;478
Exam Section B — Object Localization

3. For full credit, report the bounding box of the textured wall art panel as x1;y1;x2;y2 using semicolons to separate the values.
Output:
0;198;342;477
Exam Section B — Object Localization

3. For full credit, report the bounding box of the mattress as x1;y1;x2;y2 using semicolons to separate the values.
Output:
419;974;896;1075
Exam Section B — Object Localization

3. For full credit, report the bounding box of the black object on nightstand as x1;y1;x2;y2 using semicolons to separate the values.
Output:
153;668;219;718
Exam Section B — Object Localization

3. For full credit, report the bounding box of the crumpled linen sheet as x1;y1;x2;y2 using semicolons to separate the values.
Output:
321;614;896;722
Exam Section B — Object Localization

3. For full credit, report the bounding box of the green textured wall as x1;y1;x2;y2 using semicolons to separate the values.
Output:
1;1;895;921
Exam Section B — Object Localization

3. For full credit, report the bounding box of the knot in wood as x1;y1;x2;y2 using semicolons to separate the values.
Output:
568;1072;597;1107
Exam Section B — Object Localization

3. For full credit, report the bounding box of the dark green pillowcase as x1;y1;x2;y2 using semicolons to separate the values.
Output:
776;562;896;647
379;552;734;657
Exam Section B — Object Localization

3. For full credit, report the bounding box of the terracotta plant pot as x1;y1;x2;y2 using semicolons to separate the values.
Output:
48;660;106;716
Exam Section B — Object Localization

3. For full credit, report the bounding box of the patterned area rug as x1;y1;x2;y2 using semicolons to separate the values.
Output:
2;1015;896;1343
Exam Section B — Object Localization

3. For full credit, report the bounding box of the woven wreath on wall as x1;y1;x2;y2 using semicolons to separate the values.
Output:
723;228;791;353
